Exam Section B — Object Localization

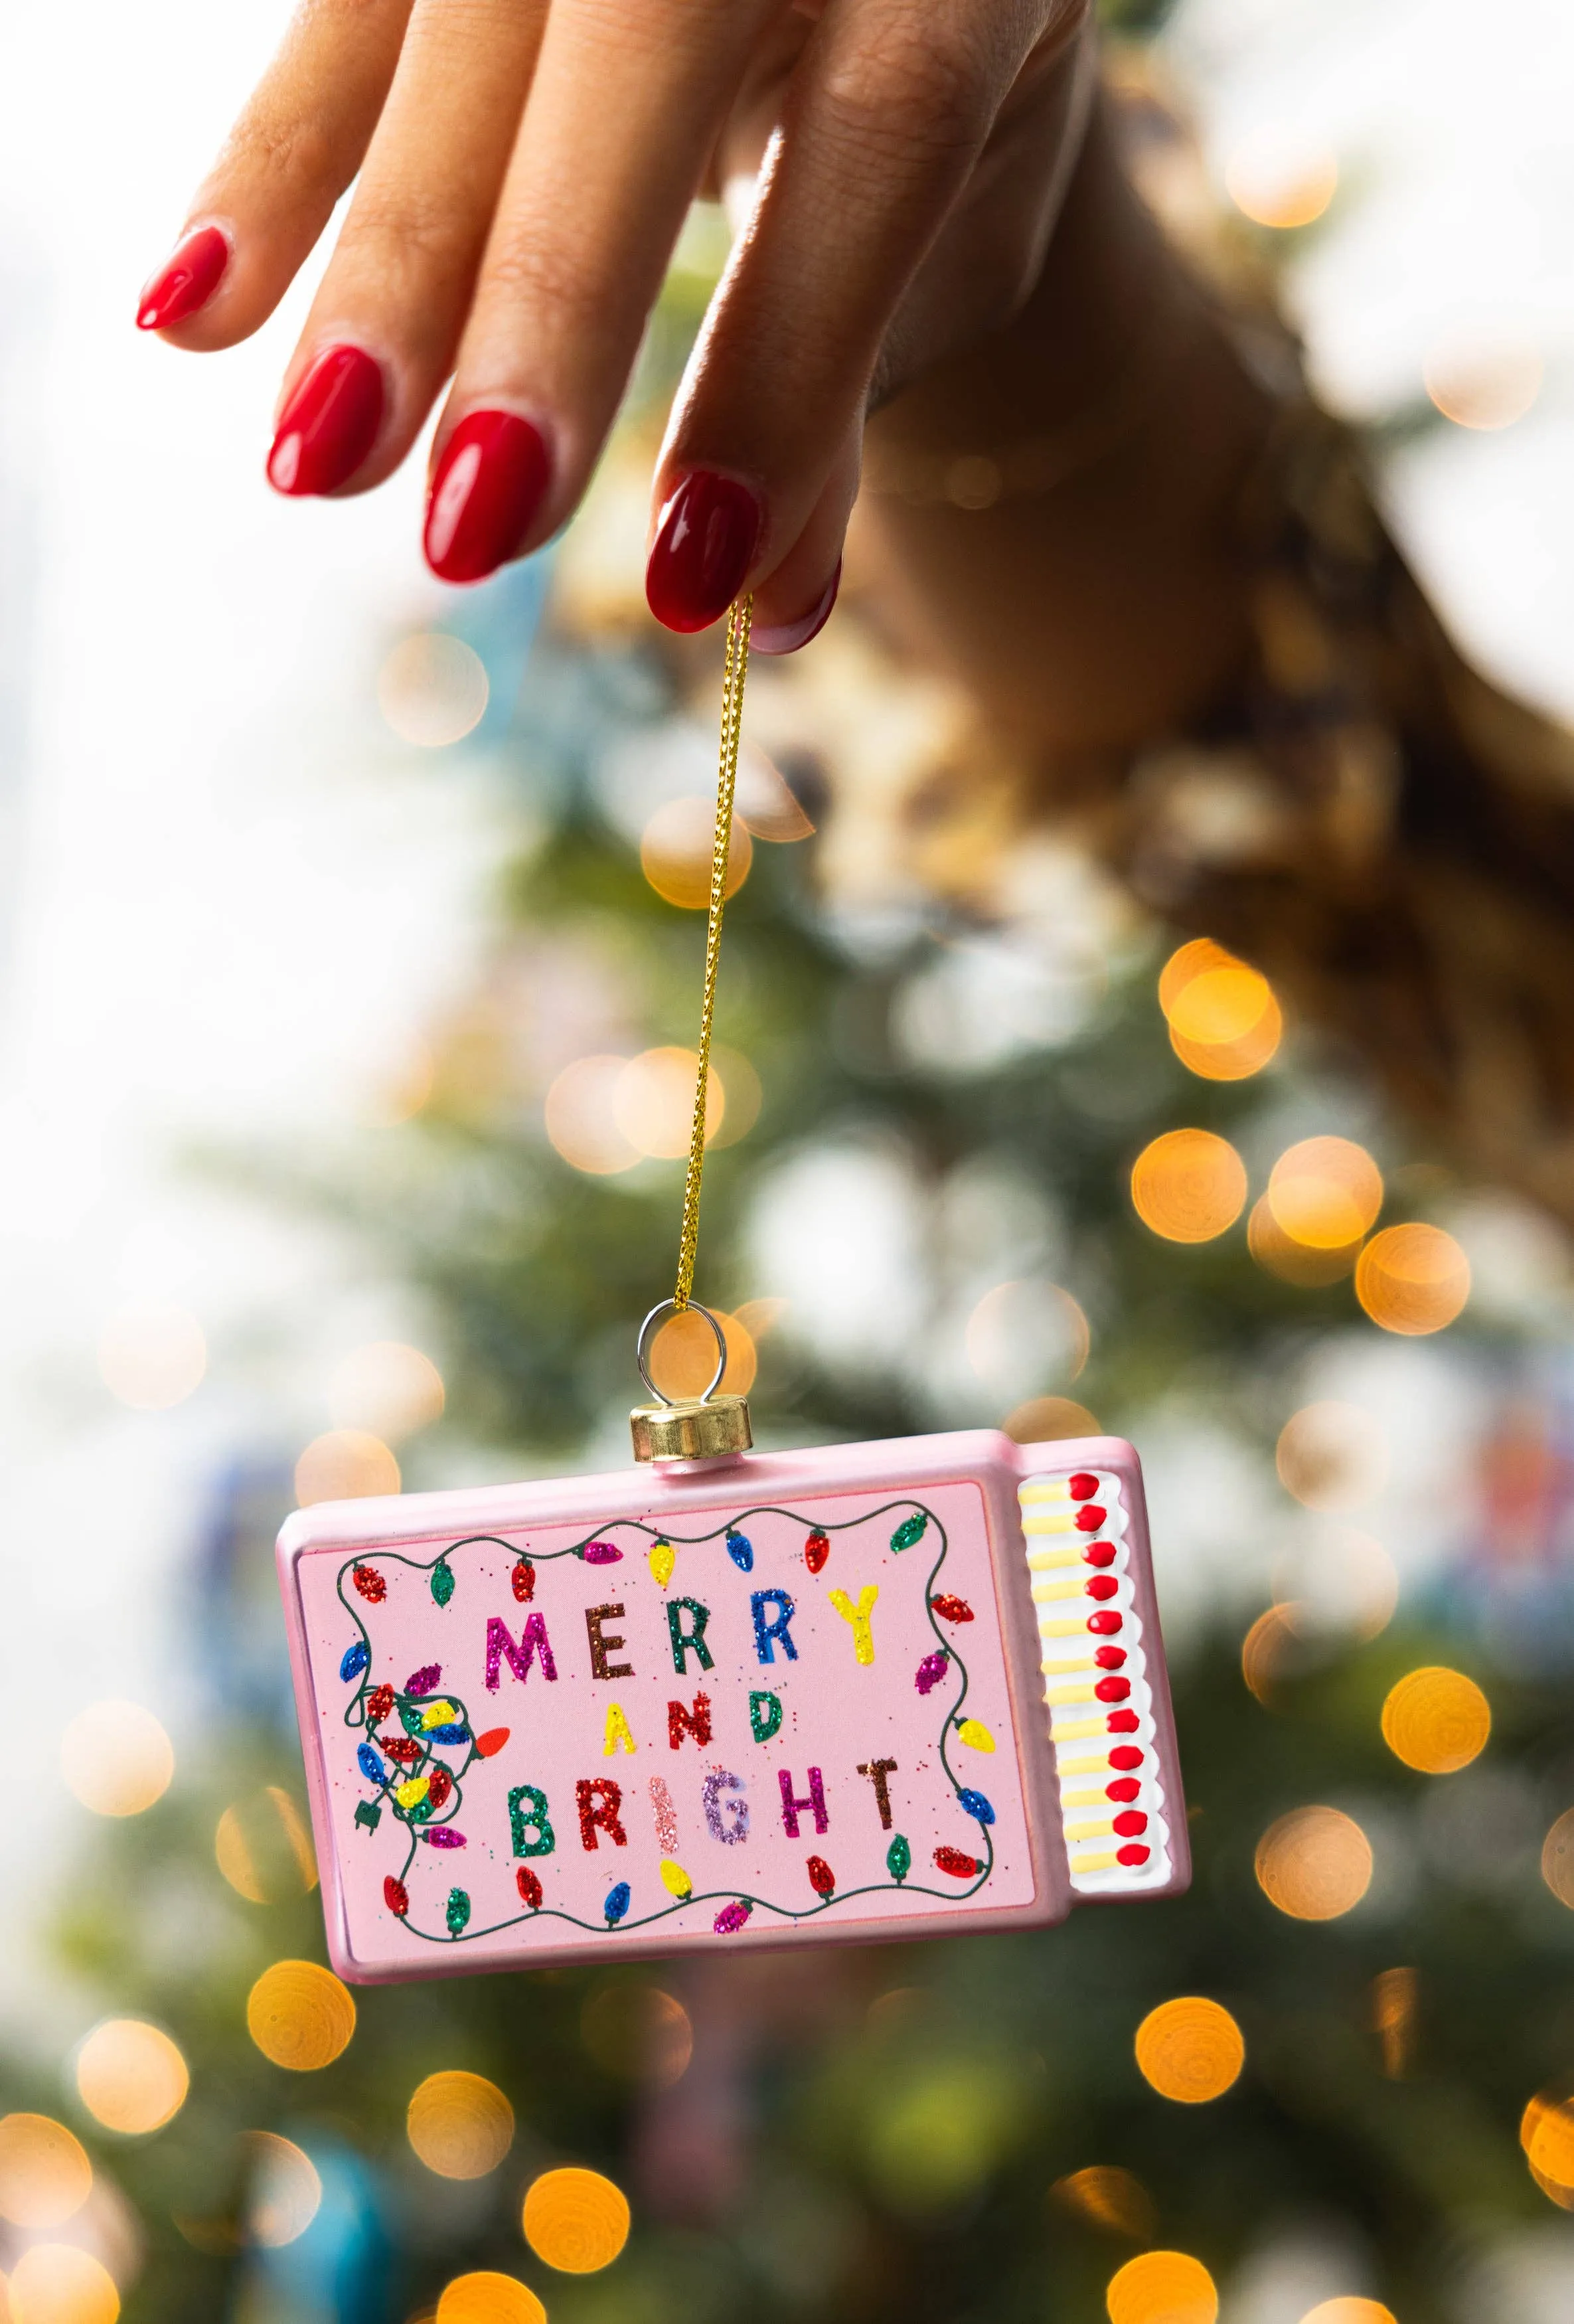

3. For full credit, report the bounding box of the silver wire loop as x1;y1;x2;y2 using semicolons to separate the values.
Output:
636;1298;728;1407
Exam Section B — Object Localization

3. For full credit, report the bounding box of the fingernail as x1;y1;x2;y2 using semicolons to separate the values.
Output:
646;471;762;633
136;225;230;331
752;560;841;656
424;411;551;583
267;345;384;497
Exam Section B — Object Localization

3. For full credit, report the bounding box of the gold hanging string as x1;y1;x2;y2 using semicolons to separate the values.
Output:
674;594;751;1313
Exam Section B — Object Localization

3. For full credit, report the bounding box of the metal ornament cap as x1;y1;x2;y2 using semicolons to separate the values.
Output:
632;1296;750;1462
631;1393;753;1463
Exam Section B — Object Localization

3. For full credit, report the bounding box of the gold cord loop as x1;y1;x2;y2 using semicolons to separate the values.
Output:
631;595;756;1459
674;594;751;1313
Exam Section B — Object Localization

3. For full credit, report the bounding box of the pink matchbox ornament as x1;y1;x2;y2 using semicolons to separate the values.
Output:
279;1407;1188;1981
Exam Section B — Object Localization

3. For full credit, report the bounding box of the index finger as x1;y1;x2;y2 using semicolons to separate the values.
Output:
137;0;414;348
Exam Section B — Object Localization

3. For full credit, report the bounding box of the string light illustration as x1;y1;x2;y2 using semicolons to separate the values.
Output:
333;1501;996;1946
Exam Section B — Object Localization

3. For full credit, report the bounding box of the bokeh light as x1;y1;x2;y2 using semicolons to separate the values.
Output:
60;1702;173;1818
378;633;489;746
244;2131;322;2247
1131;1131;1247;1244
1105;2248;1219;2324
544;1055;641;1175
1170;1012;1282;1082
6;2243;119;2324
546;1049;737;1173
1051;2165;1158;2242
864;1986;929;2038
612;1046;723;1159
1541;1808;1574;1908
215;1787;318;1904
1156;939;1227;1021
435;2275;546;2324
1165;958;1275;1045
1354;1224;1470;1335
1158;938;1283;1080
862;2054;1023;2208
1522;2090;1574;2200
1423;332;1543;431
1274;1529;1399;1642
406;2072;515;2180
358;1036;435;1128
1267;1139;1383;1250
1240;1606;1305;1703
1530;2165;1574;2211
74;2019;189;2135
521;2166;630;2272
1004;1396;1101;1442
1380;1667;1490;1773
246;1962;356;2072
1276;1402;1388;1512
293;1430;400;1507
1223;129;1337;228
647;1308;756;1401
640;795;751;909
96;1301;206;1411
1255;1807;1373;1920
708;1044;763;1147
0;2116;92;2227
1133;2000;1245;2104
1300;2305;1397;2324
1248;1195;1360;1286
327;1341;445;1442
965;1280;1090;1396
580;1984;694;2088
1371;1965;1418;2079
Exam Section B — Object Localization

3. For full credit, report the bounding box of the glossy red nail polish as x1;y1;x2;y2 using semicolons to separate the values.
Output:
136;225;229;331
267;346;384;497
424;412;551;583
646;472;761;633
753;560;841;656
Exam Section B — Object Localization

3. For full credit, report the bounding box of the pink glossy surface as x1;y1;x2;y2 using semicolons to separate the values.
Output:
278;1430;1184;1982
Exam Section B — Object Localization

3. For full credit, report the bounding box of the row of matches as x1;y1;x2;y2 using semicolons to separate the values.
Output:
1018;1469;1164;1884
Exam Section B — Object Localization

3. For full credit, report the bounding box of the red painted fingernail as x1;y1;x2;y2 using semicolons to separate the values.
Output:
646;471;761;633
136;225;230;331
424;411;551;583
267;345;384;497
752;560;841;656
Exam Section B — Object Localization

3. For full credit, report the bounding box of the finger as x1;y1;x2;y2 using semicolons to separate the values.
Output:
267;0;550;498
870;17;1097;408
751;420;857;651
653;0;1078;625
424;0;782;586
137;0;416;350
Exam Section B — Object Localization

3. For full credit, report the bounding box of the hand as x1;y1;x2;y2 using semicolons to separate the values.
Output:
137;0;1095;645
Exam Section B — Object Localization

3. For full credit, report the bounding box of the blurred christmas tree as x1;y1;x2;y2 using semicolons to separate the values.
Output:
13;27;1574;2324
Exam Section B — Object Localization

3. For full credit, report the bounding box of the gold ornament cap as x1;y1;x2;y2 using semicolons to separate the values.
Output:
631;1297;752;1465
630;1392;753;1463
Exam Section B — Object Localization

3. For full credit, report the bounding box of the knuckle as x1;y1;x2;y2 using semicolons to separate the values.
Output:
218;106;339;191
819;29;994;163
340;181;473;273
479;236;609;327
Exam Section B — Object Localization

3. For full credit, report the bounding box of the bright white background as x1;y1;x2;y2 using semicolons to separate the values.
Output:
0;0;501;2038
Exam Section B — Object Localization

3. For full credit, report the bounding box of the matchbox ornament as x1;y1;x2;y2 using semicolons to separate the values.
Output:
278;604;1187;1980
279;1419;1188;1981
